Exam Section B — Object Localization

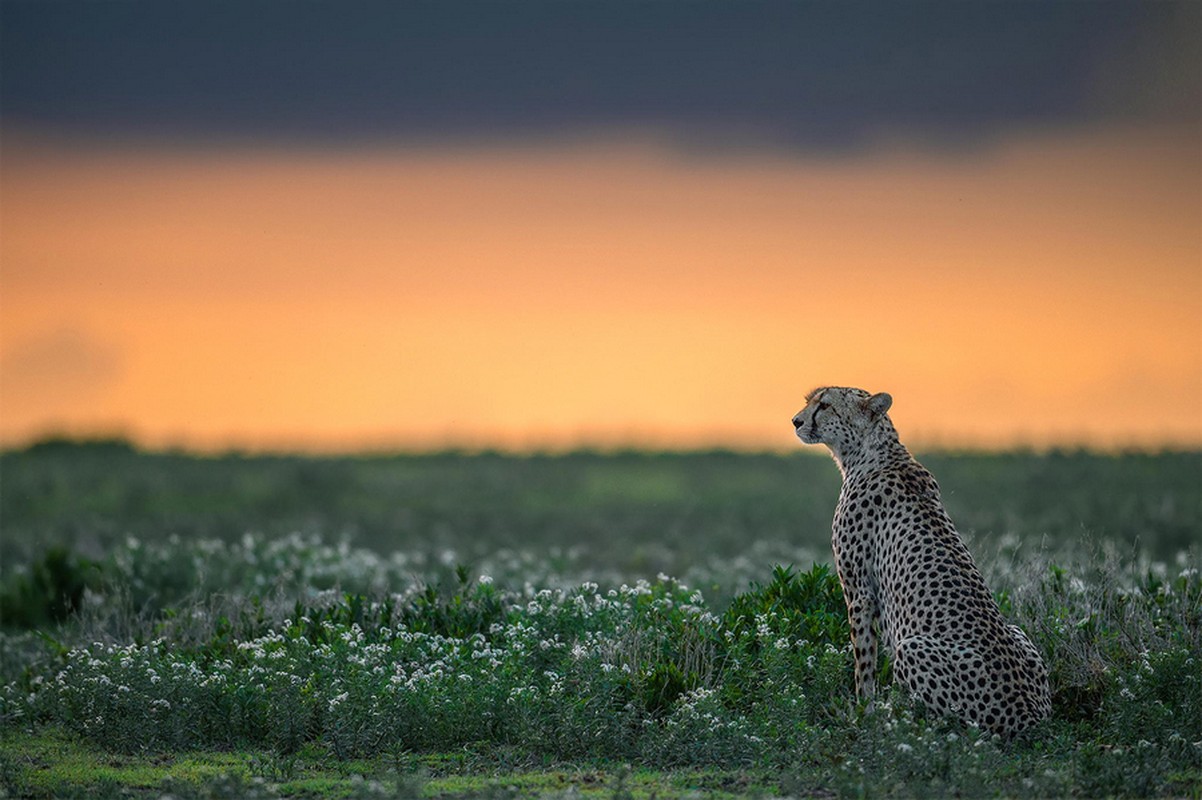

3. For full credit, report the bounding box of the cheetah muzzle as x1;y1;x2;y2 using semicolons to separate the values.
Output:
793;386;1051;736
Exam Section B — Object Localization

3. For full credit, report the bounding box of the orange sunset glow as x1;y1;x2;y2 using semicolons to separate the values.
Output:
2;125;1198;451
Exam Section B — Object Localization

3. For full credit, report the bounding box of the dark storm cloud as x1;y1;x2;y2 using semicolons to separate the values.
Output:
1;1;1198;151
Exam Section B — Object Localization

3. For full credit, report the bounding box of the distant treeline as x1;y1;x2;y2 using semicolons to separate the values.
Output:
7;434;1199;460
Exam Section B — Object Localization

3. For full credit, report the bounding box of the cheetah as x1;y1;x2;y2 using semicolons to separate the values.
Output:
792;386;1051;736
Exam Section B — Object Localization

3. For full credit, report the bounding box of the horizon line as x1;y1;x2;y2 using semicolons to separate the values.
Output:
4;431;1199;459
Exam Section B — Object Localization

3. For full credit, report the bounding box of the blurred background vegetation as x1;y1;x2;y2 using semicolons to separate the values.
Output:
2;439;1197;589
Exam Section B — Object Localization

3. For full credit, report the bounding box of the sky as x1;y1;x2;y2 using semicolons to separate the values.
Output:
1;1;1200;451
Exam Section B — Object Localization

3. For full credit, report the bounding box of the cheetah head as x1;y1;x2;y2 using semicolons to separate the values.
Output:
792;386;893;452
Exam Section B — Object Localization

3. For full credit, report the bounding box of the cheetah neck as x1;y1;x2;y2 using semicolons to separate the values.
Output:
829;424;910;478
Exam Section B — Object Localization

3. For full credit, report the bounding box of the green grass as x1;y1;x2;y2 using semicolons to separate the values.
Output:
1;729;783;798
1;444;1200;798
10;725;1197;800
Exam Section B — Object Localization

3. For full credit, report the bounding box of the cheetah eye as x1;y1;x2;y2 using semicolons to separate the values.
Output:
816;401;831;411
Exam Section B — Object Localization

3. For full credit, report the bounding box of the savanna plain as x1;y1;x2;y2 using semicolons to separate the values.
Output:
0;443;1199;799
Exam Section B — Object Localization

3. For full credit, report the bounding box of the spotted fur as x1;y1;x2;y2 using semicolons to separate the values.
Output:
792;386;1051;736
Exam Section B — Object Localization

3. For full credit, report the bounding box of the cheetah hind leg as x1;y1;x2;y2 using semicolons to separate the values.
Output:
892;634;981;728
1008;624;1040;663
1008;624;1053;720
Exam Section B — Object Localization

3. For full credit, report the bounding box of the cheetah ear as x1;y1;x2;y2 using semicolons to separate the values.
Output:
866;392;893;419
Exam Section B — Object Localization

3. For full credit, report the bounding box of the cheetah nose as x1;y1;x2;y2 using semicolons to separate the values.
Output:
792;415;803;428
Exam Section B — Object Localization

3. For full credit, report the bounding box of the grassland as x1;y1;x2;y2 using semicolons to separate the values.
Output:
0;443;1199;798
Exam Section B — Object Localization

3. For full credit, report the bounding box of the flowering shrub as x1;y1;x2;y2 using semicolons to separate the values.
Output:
4;541;1196;794
0;524;1198;800
1;563;854;763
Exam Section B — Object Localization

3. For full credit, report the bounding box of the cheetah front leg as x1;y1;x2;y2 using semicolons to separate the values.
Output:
833;532;879;708
845;592;879;707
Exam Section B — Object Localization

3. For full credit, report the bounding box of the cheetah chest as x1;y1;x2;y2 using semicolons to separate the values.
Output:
835;472;1003;648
